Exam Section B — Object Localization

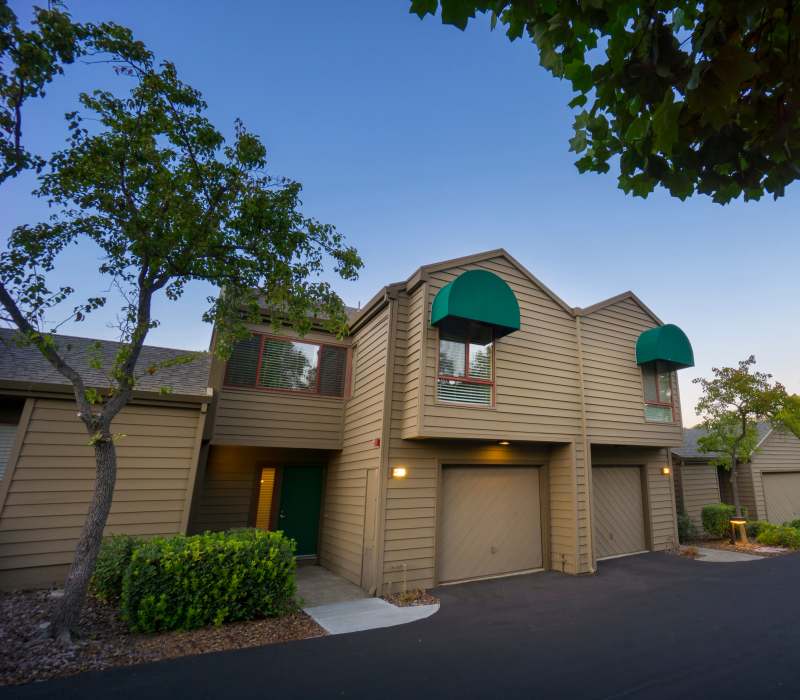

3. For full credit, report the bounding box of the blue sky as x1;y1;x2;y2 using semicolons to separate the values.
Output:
2;0;799;425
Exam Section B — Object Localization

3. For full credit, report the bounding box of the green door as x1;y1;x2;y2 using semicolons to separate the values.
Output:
278;466;324;556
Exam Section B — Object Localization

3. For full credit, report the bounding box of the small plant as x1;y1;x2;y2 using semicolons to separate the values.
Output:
701;503;736;538
121;528;297;633
677;513;697;543
745;520;772;539
91;534;143;602
756;524;800;549
786;519;800;530
680;546;699;558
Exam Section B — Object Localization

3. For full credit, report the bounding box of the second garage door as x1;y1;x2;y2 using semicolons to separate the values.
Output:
763;472;800;524
593;466;647;560
439;466;542;583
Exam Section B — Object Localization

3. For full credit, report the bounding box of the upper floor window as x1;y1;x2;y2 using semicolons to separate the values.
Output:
225;334;348;397
437;323;493;407
642;361;675;422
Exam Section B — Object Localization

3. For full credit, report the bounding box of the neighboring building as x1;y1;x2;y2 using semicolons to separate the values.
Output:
0;249;698;593
673;423;800;527
194;249;695;593
0;330;211;590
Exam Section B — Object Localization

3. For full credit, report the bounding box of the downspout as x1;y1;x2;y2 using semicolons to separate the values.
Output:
575;315;596;574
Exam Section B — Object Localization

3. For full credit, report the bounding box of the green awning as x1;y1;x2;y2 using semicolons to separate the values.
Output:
430;269;520;338
636;324;694;370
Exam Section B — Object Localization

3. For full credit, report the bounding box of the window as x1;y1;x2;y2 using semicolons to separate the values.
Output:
224;334;348;397
437;324;493;406
642;361;674;422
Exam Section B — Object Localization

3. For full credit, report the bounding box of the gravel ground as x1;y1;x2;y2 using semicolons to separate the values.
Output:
0;589;326;688
382;590;440;607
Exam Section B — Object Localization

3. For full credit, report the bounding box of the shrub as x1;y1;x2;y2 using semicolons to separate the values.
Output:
701;503;736;538
121;528;296;633
786;519;800;530
677;513;697;544
756;524;800;549
745;520;772;539
91;534;143;602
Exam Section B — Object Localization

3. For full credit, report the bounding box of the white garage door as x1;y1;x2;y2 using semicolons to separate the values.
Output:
763;472;800;524
593;466;647;560
439;466;542;583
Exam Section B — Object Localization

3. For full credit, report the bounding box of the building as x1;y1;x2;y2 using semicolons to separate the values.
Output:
0;249;696;592
673;423;800;527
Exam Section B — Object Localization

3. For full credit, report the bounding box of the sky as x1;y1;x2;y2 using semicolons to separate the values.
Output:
2;1;799;426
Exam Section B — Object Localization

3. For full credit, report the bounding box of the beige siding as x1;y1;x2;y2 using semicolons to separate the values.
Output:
400;286;426;439
0;398;204;590
580;298;683;447
592;446;677;557
319;309;390;586
415;256;582;442
211;326;347;449
190;446;256;532
750;430;800;521
677;463;721;529
548;443;581;574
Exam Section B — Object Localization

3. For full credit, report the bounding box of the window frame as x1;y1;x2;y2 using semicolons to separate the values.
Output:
435;326;495;408
224;332;351;398
642;360;676;423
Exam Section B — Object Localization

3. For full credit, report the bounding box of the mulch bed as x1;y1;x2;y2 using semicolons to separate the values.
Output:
0;589;326;688
688;539;793;558
382;590;439;607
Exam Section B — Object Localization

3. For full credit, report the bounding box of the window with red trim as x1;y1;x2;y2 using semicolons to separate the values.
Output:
642;361;675;422
437;323;493;406
224;334;348;397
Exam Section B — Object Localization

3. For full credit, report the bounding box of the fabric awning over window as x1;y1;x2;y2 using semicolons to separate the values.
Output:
635;324;694;370
431;269;520;338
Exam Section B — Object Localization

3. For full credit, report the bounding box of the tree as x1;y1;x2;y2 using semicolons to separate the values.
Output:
410;1;800;204
694;356;800;517
0;7;362;640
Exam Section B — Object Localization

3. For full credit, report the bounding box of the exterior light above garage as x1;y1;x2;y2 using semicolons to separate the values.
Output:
430;269;521;338
392;466;408;479
635;324;695;370
661;466;671;476
498;441;510;446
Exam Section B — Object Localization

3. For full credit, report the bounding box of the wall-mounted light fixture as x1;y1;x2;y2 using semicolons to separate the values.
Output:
498;441;510;446
392;466;407;479
661;466;671;476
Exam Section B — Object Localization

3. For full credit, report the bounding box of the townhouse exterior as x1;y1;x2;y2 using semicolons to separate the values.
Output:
0;249;696;592
673;424;800;528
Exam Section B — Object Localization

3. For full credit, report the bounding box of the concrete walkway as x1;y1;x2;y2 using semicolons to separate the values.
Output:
304;598;439;635
691;546;764;562
296;563;439;635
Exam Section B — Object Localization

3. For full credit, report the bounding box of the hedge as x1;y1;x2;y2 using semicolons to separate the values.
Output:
91;534;143;602
756;524;800;549
701;503;736;538
677;512;697;544
120;529;297;633
745;520;772;539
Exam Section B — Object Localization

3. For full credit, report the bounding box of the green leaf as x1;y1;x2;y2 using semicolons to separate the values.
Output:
652;94;683;156
568;94;588;109
564;59;593;93
625;115;649;142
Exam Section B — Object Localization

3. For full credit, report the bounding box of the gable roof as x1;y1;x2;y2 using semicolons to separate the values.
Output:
0;328;211;399
673;422;773;460
574;291;663;326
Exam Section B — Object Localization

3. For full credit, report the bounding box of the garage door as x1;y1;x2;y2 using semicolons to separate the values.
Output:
763;472;800;524
593;466;647;560
439;466;542;583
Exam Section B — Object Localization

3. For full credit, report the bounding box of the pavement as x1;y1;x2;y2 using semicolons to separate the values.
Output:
5;552;800;699
304;597;438;634
691;546;764;562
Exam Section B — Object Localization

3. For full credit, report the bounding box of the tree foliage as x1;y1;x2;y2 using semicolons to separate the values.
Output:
693;356;800;515
410;1;800;203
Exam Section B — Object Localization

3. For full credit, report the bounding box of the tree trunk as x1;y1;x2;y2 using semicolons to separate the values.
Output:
730;455;742;518
51;435;118;642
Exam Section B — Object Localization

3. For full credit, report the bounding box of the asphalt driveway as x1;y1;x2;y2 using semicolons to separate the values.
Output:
4;552;800;699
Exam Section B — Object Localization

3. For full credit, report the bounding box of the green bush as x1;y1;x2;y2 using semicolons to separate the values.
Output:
786;519;800;530
91;534;143;602
677;513;697;544
756;524;800;549
121;528;297;633
745;520;772;538
701;503;736;538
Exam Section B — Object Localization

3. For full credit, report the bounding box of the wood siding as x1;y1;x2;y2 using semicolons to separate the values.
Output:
319;309;390;585
0;398;205;590
676;462;721;529
579;297;683;447
750;430;800;521
210;327;348;450
592;446;678;558
415;256;582;442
